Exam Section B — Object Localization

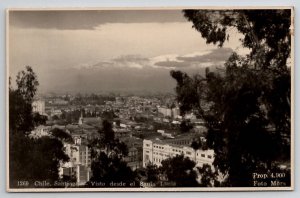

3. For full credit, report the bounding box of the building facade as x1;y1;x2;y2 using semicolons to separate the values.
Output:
143;138;214;168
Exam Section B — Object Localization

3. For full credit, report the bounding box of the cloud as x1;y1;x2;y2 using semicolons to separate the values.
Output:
179;51;212;58
153;48;233;68
150;54;182;63
9;10;187;30
177;48;233;62
74;61;113;69
74;48;233;71
74;55;150;70
154;61;187;68
109;55;150;69
113;55;148;62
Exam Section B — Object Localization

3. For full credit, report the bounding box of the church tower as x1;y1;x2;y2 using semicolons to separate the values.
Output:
78;110;83;125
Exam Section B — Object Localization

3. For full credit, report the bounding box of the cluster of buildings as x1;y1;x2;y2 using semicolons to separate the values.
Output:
29;113;94;185
30;106;145;186
30;94;215;186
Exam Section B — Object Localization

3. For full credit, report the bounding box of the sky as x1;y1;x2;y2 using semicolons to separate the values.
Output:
9;10;248;94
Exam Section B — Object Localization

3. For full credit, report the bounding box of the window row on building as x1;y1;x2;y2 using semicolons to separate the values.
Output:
143;139;214;168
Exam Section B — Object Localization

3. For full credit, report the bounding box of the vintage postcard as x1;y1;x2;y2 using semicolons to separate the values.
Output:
6;7;294;192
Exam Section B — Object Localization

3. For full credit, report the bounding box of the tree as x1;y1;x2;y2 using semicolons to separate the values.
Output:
15;66;39;103
50;128;74;144
9;66;39;135
9;66;70;188
170;9;291;186
160;155;199;187
197;164;219;187
179;119;193;133
102;110;116;120
52;115;60;121
144;164;160;183
33;112;48;126
87;120;136;187
9;89;34;134
88;152;136;187
25;137;70;184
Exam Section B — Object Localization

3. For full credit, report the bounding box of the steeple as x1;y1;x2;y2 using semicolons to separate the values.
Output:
78;110;83;125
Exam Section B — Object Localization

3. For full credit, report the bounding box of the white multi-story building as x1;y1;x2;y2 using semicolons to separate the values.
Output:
60;136;92;186
32;100;45;115
158;106;181;119
172;107;180;119
64;144;91;167
157;107;172;117
143;138;214;168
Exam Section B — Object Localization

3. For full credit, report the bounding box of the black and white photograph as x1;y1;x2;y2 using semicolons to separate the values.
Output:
7;8;294;191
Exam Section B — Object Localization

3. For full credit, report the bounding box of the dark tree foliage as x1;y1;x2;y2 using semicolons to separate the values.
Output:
101;120;115;147
170;10;292;186
9;66;70;188
179;119;193;133
52;115;60;120
51;128;74;144
160;155;199;187
144;164;160;183
90;120;127;156
102;110;117;121
87;120;136;187
9;90;34;134
10;134;70;187
197;164;220;187
32;112;48;126
15;66;39;103
61;109;85;124
9;66;39;135
88;152;136;187
191;140;200;151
